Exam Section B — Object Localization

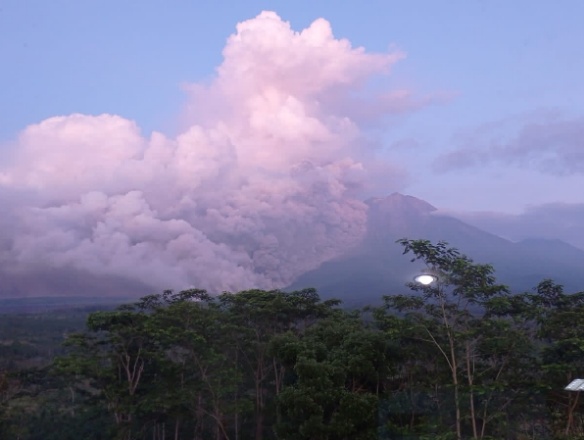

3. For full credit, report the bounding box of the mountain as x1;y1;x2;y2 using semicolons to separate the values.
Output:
289;193;584;305
0;266;151;299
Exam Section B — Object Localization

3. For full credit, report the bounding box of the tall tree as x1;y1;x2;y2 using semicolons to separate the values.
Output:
380;239;518;440
524;280;584;437
273;310;384;440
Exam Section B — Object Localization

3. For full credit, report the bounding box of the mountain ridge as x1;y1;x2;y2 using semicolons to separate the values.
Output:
289;193;584;305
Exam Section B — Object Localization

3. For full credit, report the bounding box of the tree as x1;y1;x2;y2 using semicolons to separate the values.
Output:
217;288;339;440
524;280;584;437
379;239;519;440
57;308;155;439
273;310;384;440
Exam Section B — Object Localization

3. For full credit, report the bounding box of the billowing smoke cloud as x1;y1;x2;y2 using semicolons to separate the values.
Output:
0;12;414;296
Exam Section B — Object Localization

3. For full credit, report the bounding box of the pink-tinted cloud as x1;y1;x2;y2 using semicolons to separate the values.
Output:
219;13;398;95
0;12;417;296
181;10;434;133
0;114;146;195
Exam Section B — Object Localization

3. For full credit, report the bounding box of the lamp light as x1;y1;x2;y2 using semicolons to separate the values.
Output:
414;274;437;285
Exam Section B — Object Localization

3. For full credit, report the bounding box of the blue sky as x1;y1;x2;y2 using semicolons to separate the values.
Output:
1;0;584;294
3;1;583;135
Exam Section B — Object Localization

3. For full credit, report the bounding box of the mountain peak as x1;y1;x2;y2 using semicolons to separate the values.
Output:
366;192;437;215
364;193;437;239
291;192;584;303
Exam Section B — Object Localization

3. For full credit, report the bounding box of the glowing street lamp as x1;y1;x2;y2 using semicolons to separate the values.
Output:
414;274;437;285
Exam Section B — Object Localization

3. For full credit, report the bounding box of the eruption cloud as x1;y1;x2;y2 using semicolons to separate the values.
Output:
0;12;412;295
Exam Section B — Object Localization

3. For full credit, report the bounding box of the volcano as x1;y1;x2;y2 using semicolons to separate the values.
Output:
288;193;584;305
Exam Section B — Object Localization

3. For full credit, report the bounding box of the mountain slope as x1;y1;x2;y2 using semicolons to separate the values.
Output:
289;193;584;305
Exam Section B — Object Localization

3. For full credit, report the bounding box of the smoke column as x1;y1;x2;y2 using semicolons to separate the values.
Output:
0;12;411;295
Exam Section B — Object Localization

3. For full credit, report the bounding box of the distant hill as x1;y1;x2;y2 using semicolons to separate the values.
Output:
0;266;154;300
289;193;584;305
0;296;136;314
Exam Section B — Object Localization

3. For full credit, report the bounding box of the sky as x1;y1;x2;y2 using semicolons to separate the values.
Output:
1;1;583;294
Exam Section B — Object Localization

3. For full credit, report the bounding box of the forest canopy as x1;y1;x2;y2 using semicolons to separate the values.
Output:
2;239;584;440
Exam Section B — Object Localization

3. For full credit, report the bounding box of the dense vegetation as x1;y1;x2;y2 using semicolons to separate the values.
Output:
2;239;584;439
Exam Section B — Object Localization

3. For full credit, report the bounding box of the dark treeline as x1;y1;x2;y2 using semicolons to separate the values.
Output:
2;239;584;439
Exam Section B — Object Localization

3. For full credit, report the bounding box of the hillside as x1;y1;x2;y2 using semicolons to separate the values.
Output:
289;193;584;304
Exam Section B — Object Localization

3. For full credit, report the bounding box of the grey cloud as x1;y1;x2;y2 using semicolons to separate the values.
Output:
434;115;584;175
451;202;584;250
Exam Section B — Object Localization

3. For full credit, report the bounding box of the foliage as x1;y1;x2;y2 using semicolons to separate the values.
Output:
1;240;584;439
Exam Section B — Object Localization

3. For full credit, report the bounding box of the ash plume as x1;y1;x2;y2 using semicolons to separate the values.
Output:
0;12;415;295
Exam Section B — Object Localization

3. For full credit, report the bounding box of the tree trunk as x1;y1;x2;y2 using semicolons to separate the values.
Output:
566;391;580;436
466;341;478;439
449;334;461;440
